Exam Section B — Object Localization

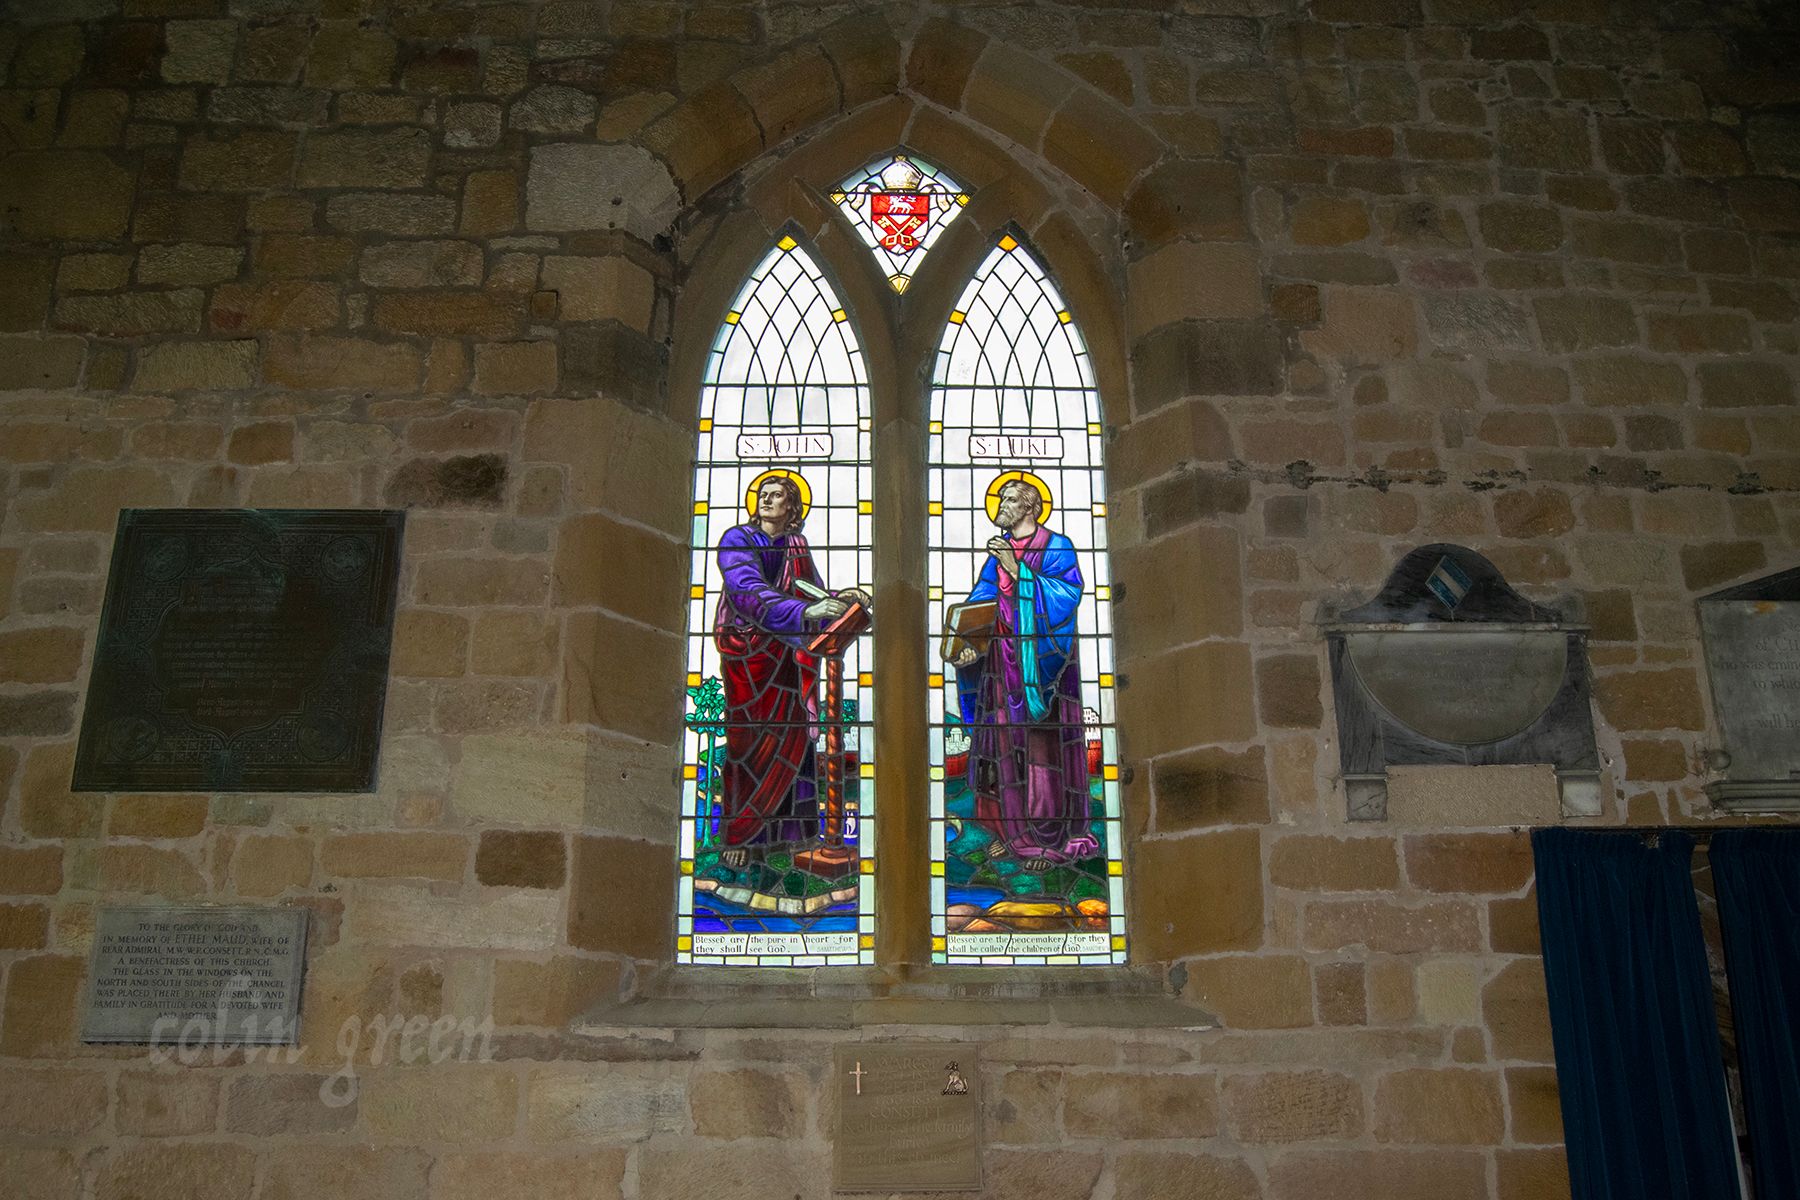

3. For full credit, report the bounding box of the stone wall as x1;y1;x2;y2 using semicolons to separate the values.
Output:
2;0;1797;1197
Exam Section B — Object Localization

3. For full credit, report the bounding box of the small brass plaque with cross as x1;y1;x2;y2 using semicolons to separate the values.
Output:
833;1042;981;1192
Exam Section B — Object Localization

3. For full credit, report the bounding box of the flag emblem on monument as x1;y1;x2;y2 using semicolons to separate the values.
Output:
1426;555;1474;613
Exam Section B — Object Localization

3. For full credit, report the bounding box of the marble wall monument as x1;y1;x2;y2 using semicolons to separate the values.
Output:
1699;565;1800;811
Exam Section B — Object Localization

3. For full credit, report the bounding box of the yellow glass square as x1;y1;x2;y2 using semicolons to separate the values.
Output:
860;761;874;779
929;501;943;515
859;417;871;431
931;861;946;877
858;500;872;514
1088;422;1102;435
680;860;694;875
933;936;947;952
1096;586;1111;600
929;586;943;600
998;234;1018;251
777;235;797;251
832;308;848;323
860;934;875;949
860;858;875;874
929;420;943;434
693;501;708;514
1057;310;1072;324
682;764;698;780
678;935;693;951
687;672;702;687
724;311;740;325
930;765;945;780
1111;935;1126;950
858;672;873;687
690;585;704;599
830;190;847;203
956;194;969;206
1099;673;1115;688
949;310;965;324
1103;764;1119;781
1092;503;1107;516
929;673;944;688
699;418;713;432
1108;860;1124;876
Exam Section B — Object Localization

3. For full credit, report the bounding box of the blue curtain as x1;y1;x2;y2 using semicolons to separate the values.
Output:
1532;828;1741;1200
1710;830;1800;1200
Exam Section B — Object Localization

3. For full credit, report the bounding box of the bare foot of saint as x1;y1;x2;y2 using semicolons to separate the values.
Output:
720;848;749;868
1021;858;1055;874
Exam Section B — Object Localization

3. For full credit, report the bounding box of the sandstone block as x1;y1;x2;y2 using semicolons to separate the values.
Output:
132;340;258;392
304;23;397;89
1125;159;1249;242
376;292;523;339
0;955;84;1055
569;834;674;958
0;846;63;895
1697;361;1795;408
0;1066;107;1135
1304;899;1481;954
1373;1068;1504;1144
1132;829;1264;959
553;512;690;627
96;1144;256;1200
1257;653;1322;728
1115;1152;1260;1200
263;335;421;391
321;832;469;881
1118;640;1256;755
476;830;567;889
263;1145;429;1200
527;1068;686;1142
359;240;483;288
471;612;558;677
1183;955;1313;1028
223;1074;353;1135
1224;1070;1363;1142
434;1152;626;1200
1505;1065;1563;1144
384;454;506;510
325;193;456;235
256;234;356;278
521;398;690;535
1292;197;1370;246
99;845;206;896
1132;321;1282;414
1128;242;1261;336
109;795;208;839
1498;107;1591;169
1065;1071;1219;1139
1498;1148;1573;1200
1270;835;1399;892
299;129;430;189
540;256;656;329
493;956;621;1027
1493;488;1575;538
19;742;100;838
1300;287;1418;363
1572;356;1686;407
0;150;134;239
526;143;680;241
116;1070;219;1136
1153;745;1268;831
563;611;684;740
231;835;313;897
474;340;558;395
1;904;49;952
559;323;667;411
690;1068;807;1139
0;336;85;390
179;133;296;192
14;26;85;86
1593;668;1705;731
0;626;84;683
55;289;205;336
344;884;560;951
1267;1149;1487;1200
1405;832;1534;894
1483;959;1554;1062
391;609;469;678
210;280;339;332
1535;295;1638;352
1681;541;1766;590
461;170;519;237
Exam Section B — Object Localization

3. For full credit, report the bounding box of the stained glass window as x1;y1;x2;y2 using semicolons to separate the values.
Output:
831;153;970;294
678;235;875;966
926;233;1128;966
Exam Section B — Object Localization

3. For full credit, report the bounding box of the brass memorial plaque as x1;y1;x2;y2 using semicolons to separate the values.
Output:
73;509;404;793
834;1042;981;1192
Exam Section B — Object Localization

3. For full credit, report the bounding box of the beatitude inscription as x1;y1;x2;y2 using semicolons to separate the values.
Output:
834;1043;981;1192
73;509;404;792
82;906;307;1045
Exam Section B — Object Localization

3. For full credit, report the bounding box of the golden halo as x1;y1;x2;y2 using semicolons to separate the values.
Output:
984;470;1053;524
745;468;813;521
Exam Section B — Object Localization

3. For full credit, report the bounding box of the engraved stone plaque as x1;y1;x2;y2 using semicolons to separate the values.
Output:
834;1042;981;1192
1699;567;1800;810
1325;545;1599;821
82;906;307;1044
73;509;404;792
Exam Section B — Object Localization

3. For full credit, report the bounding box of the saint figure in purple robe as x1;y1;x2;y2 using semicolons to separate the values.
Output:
948;479;1100;871
712;474;867;870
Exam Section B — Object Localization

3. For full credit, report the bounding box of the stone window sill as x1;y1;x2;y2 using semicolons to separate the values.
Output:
577;965;1217;1031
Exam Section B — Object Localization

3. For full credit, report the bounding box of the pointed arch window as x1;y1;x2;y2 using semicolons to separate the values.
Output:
678;236;875;967
926;234;1128;965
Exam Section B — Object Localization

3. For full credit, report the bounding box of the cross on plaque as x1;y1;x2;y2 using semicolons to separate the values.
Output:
849;1060;866;1095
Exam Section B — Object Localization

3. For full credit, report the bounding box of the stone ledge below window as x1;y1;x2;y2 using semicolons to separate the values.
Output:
577;965;1218;1031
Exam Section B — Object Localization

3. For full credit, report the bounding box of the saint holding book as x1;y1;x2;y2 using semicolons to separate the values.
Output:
944;473;1099;872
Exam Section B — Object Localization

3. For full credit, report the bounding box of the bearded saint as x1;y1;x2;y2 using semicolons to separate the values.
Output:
948;479;1099;871
712;474;868;869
